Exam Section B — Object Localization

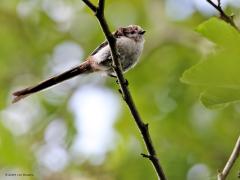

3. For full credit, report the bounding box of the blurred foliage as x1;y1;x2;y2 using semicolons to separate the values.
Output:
0;0;240;180
182;18;240;108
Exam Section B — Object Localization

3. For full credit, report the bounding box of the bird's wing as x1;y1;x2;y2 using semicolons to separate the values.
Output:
90;40;108;55
90;31;120;56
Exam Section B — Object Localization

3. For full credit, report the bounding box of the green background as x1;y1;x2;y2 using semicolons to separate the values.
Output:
0;0;239;179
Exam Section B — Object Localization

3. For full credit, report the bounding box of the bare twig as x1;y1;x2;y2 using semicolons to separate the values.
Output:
82;0;167;179
218;136;240;180
206;0;239;31
98;0;105;14
82;0;97;12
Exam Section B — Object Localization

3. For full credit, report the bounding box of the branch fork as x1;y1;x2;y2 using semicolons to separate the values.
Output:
206;0;239;31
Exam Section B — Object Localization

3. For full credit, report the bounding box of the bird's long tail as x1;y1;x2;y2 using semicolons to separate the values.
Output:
12;60;94;103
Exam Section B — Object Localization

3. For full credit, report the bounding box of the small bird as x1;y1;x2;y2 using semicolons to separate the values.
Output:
12;25;145;103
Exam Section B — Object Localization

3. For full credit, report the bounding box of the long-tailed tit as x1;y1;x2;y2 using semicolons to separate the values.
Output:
12;25;145;103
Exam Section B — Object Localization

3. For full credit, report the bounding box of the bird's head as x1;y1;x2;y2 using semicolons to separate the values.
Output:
115;25;146;42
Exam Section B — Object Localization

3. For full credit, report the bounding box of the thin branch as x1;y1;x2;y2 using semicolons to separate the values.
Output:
82;0;97;12
218;135;240;180
98;0;105;15
82;0;167;179
206;0;239;31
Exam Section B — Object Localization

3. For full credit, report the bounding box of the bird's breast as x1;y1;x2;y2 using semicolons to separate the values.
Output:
117;37;144;72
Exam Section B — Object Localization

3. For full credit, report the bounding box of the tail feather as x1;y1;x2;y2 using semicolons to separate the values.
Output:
12;60;93;103
12;94;29;103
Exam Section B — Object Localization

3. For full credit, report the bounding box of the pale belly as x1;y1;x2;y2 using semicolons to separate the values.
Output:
93;37;144;75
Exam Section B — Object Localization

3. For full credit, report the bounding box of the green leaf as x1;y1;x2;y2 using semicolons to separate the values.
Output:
181;18;240;108
181;50;240;88
196;17;240;50
200;88;240;108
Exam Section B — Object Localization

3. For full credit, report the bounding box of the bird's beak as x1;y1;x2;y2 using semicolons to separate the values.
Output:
139;30;146;35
